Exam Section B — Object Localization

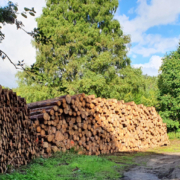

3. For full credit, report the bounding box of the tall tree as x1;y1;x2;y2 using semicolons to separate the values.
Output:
158;43;180;132
16;0;145;102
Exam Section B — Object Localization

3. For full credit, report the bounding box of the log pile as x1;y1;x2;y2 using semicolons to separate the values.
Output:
29;94;169;156
0;85;39;173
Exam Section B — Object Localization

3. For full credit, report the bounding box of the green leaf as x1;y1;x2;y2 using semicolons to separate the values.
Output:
29;12;35;16
31;7;36;13
14;5;18;11
21;13;27;18
11;14;17;18
24;7;30;11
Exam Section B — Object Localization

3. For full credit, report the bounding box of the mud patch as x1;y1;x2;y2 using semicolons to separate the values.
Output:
122;153;180;180
123;171;160;180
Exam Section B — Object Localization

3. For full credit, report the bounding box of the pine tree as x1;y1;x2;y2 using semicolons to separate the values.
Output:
16;0;145;102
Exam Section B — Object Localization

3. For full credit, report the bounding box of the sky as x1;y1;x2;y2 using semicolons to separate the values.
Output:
0;0;180;88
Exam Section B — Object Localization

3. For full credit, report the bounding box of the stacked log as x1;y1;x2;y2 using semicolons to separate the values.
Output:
29;94;169;156
93;99;169;151
0;85;39;173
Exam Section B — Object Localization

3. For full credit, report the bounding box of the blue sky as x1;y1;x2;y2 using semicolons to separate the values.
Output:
114;0;180;76
0;0;180;88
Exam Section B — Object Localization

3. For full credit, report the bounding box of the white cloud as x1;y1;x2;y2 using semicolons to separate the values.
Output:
128;7;134;14
0;0;46;88
0;58;17;88
115;0;180;77
133;55;162;76
116;0;180;42
130;34;180;57
115;0;180;57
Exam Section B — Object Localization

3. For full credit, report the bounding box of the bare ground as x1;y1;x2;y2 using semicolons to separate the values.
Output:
121;140;180;180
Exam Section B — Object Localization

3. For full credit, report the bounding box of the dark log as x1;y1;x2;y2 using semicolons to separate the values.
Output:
0;85;2;94
30;113;50;121
28;100;61;109
30;106;58;113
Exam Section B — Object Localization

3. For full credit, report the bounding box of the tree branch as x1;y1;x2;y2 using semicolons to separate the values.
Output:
0;50;24;70
0;49;42;83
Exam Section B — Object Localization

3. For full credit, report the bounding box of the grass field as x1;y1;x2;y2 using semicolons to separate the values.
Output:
146;139;180;153
0;150;128;180
0;137;180;180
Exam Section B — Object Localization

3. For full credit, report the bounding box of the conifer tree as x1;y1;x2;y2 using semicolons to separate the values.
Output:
17;0;145;102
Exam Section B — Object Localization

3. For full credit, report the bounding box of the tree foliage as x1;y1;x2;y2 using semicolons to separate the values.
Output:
16;0;145;103
124;75;159;107
0;1;36;42
158;43;180;132
140;75;159;107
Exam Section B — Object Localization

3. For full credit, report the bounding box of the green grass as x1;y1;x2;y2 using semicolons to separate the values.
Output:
1;139;180;180
0;151;126;180
105;154;135;165
168;132;180;139
146;139;180;153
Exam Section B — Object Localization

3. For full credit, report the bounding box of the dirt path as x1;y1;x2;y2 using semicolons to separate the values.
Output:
122;152;180;180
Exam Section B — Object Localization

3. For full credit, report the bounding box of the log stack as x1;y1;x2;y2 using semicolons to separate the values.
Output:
0;85;39;173
29;94;169;156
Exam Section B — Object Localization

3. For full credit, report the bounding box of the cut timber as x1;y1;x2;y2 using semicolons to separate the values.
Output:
30;113;50;121
0;86;40;174
55;131;64;141
28;100;61;109
28;93;169;157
